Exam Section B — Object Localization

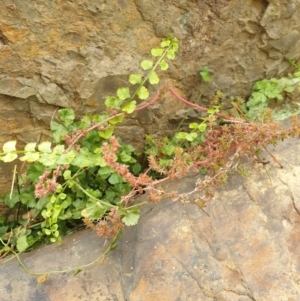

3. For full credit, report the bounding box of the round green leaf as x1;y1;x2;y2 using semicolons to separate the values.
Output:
200;66;211;83
56;150;76;164
131;163;142;175
122;101;136;114
119;151;133;162
108;173;122;185
99;126;114;139
98;166;114;177
198;123;207;132
161;39;171;48
175;132;188;140
105;96;123;109
149;71;160;85
167;49;175;60
86;202;106;219
19;152;40;162
24;142;37;152
109;115;125;125
117;87;131;100
51;224;58;231
1;153;18;162
162;145;175;156
51;121;68;143
44;229;51;235
171;41;179;52
58;193;67;200
141;60;153;70
53;145;65;155
189;123;199;129
58;108;75;126
16;235;29;252
129;74;142;85
50;195;56;203
186;133;197;141
53;230;60;238
39;153;57;166
122;208;140;226
2;140;16;153
159;60;169;71
137;86;149;100
151;48;164;57
38;141;52;153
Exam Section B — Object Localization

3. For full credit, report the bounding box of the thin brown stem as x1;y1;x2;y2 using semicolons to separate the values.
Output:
168;88;248;124
262;145;283;168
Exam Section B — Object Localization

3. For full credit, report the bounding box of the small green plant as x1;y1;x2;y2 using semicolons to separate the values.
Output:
1;37;300;281
246;61;300;120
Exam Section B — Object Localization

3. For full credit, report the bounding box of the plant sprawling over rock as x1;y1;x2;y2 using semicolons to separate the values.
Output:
1;36;300;280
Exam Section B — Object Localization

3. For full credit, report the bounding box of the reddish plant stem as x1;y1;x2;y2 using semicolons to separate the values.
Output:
135;89;162;111
168;88;248;124
168;88;208;112
262;145;283;168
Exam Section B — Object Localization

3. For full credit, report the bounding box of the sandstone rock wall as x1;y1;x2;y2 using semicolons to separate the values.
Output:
0;0;300;194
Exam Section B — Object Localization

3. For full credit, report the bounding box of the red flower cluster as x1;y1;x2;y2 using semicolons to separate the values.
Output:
34;170;59;198
102;136;152;189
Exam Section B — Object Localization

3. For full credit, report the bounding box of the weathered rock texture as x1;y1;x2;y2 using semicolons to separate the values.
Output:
0;1;300;190
0;135;299;300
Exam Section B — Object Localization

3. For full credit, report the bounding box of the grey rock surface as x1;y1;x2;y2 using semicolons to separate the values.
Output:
0;136;299;300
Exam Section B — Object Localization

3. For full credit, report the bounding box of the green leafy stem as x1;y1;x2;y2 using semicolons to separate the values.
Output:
11;229;122;281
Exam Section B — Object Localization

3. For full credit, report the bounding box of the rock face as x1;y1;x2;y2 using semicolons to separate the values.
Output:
0;1;300;189
0;136;299;300
1;2;300;299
